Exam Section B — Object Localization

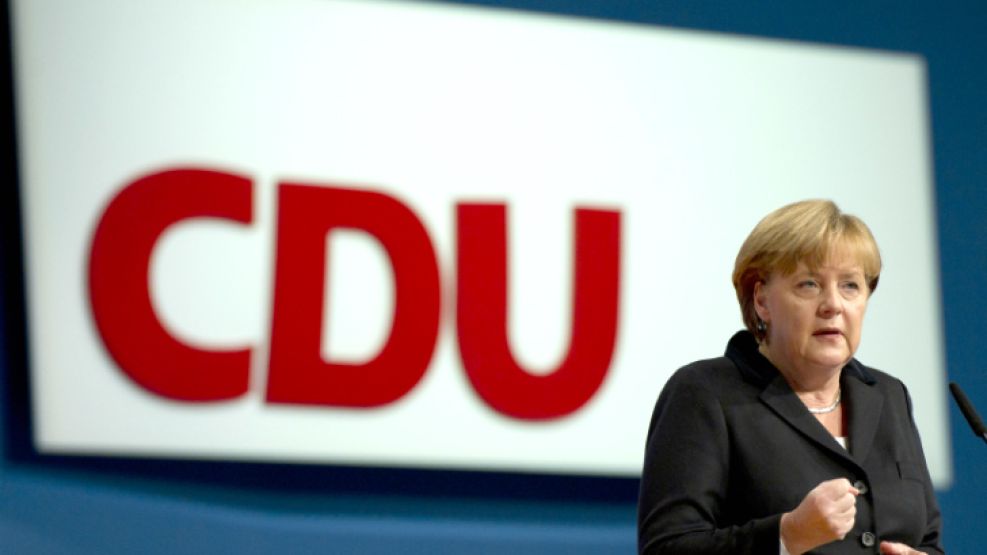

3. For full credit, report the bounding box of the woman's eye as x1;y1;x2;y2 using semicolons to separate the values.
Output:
798;280;818;289
842;281;861;291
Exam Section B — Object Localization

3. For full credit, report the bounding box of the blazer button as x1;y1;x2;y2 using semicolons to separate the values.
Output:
860;531;876;547
852;480;869;495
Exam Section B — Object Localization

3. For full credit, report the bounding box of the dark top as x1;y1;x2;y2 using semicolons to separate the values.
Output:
638;330;944;554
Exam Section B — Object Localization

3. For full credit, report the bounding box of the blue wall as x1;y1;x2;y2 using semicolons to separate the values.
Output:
3;1;986;553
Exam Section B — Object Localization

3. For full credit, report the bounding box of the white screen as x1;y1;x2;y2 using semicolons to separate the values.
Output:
13;0;949;484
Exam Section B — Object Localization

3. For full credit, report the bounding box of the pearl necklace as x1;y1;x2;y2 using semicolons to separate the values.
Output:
806;389;842;414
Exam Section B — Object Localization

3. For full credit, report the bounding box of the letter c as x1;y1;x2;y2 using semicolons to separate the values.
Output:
88;168;253;401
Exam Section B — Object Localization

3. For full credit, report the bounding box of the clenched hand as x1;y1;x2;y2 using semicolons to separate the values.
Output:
780;478;860;555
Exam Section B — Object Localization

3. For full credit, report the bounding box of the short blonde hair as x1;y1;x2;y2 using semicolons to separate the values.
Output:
732;199;882;342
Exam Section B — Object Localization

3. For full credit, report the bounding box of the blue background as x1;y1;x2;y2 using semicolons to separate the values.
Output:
2;0;986;553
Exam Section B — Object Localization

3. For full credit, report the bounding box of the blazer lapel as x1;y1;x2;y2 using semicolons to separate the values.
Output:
843;369;883;465
759;375;851;461
728;331;882;470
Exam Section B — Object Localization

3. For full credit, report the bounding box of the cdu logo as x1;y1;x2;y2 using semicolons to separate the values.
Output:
89;168;622;420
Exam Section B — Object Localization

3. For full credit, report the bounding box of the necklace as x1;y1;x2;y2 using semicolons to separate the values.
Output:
806;389;842;414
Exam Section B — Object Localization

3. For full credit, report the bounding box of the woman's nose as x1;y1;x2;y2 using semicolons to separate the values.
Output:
817;285;843;316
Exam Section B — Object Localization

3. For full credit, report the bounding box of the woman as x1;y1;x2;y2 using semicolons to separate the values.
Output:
637;200;943;554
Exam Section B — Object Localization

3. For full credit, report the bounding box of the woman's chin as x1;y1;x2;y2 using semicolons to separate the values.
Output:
804;348;851;370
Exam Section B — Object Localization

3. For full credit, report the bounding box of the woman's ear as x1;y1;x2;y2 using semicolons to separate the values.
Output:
753;280;770;323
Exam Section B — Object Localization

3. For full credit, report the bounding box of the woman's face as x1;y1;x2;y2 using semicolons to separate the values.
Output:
754;254;870;376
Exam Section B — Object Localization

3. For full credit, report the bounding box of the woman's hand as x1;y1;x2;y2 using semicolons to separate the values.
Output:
879;541;924;554
780;478;859;555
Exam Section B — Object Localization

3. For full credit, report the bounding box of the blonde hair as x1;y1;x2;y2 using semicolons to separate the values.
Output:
732;199;882;342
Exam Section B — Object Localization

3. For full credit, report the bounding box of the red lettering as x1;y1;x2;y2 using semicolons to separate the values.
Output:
89;167;620;417
266;184;441;407
456;204;621;420
88;168;253;401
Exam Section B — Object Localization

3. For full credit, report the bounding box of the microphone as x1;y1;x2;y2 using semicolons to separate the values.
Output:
949;382;987;444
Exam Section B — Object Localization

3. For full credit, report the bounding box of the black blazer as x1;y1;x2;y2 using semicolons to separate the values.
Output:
638;331;944;554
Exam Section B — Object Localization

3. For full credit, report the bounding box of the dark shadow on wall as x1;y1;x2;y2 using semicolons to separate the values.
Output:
0;0;33;468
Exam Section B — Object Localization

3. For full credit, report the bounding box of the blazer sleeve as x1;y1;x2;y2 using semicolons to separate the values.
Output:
637;367;782;554
902;383;945;554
